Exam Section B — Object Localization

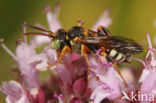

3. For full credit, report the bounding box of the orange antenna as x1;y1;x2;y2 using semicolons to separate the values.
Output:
22;23;54;37
24;32;50;37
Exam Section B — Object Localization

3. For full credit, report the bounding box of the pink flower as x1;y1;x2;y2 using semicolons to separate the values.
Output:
0;38;40;90
73;77;87;95
88;55;132;103
138;33;156;102
0;81;30;103
0;39;46;103
16;43;40;89
44;5;61;32
30;47;57;71
54;53;90;102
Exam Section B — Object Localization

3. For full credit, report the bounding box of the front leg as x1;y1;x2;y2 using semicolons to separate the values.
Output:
55;45;71;66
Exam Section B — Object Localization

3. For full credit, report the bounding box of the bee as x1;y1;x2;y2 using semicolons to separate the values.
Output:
80;26;143;64
23;24;143;67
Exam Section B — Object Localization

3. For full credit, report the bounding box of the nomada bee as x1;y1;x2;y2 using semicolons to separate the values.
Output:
23;23;143;87
23;24;143;66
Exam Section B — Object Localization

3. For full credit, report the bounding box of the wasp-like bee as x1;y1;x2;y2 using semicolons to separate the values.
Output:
23;24;143;67
81;26;143;64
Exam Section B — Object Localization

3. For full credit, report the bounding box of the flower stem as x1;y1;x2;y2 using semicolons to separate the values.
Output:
132;57;148;69
22;22;27;44
0;39;17;62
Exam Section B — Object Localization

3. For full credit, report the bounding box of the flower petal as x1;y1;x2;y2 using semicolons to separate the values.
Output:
139;69;150;83
0;81;30;103
73;77;87;95
44;5;61;32
90;85;111;103
89;57;122;101
29;47;57;72
140;69;156;96
16;43;39;89
30;36;51;48
30;88;45;103
92;9;112;31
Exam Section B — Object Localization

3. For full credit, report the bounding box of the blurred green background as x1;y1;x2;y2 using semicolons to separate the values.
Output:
0;0;156;102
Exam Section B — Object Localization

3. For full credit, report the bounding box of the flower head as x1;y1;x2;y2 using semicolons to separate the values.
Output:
88;55;132;103
16;43;40;89
0;81;30;103
139;33;156;101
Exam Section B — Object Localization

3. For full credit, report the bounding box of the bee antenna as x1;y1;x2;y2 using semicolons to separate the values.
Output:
22;23;55;37
23;32;54;38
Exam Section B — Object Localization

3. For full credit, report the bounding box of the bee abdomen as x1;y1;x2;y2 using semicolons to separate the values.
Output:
106;49;126;63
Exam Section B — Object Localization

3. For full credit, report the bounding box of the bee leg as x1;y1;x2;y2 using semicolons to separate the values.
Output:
97;25;111;37
81;44;91;74
73;37;85;43
55;46;71;66
100;50;128;87
113;63;128;87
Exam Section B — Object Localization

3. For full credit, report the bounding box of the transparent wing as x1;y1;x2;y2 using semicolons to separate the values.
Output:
82;36;143;54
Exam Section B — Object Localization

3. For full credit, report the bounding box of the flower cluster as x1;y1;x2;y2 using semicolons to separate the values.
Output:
0;5;156;103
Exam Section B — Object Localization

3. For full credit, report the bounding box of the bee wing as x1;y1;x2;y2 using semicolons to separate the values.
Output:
83;36;143;54
84;36;109;43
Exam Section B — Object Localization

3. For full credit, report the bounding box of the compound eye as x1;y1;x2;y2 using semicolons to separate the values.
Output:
51;39;61;50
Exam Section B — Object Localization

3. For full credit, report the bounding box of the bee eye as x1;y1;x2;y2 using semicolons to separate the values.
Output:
51;39;61;50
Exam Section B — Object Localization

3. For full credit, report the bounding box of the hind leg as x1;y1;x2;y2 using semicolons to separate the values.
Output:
81;44;91;74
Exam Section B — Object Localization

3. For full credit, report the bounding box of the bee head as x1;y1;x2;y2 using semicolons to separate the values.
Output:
51;29;67;50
